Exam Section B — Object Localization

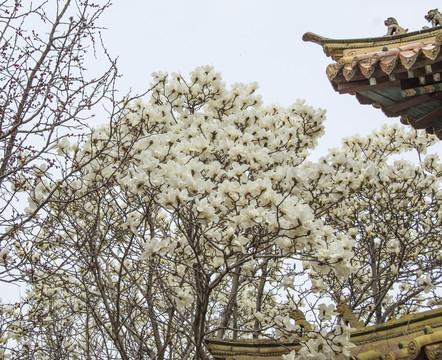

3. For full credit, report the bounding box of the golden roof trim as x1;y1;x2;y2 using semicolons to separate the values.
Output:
303;26;442;61
206;307;442;360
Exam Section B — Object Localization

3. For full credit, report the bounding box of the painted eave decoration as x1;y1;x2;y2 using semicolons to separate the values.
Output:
303;10;442;139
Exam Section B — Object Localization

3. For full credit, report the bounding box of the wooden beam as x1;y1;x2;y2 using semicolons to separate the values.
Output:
385;94;431;113
431;92;442;100
355;92;375;105
415;107;442;128
337;79;400;94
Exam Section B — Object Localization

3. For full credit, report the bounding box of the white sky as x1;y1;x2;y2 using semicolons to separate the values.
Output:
98;0;442;158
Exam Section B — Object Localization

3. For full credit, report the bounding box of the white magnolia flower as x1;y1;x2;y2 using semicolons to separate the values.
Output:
175;288;194;311
416;275;435;294
281;276;294;289
141;238;166;259
282;350;298;360
386;238;400;254
253;311;265;322
212;256;224;269
56;137;71;154
318;303;338;322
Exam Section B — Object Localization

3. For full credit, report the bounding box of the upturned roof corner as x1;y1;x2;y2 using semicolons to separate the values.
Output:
302;9;442;139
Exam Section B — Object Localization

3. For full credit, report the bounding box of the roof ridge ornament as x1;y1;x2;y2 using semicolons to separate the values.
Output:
384;17;408;36
336;302;364;329
302;13;442;140
289;309;312;333
425;9;442;28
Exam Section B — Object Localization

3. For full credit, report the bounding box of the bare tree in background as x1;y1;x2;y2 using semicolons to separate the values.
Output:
0;0;117;283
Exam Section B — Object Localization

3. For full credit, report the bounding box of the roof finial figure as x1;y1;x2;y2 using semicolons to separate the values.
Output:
384;17;408;36
337;302;364;329
425;9;442;27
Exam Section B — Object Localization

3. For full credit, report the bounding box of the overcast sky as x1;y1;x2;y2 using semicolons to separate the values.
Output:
97;0;442;158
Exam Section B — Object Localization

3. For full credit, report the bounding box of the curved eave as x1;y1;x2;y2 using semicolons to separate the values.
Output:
303;26;442;60
303;27;442;139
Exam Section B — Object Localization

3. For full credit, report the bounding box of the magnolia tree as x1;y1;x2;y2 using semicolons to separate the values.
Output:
0;0;118;283
0;66;362;360
303;126;442;325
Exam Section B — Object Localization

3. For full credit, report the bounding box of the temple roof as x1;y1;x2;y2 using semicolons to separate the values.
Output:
303;25;442;139
206;307;442;360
